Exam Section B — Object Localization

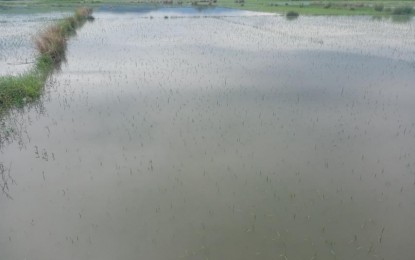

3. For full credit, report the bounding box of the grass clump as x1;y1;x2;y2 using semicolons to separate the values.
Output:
59;17;78;34
34;25;68;62
0;7;93;114
0;73;43;106
392;6;413;15
34;7;93;62
75;7;93;20
0;55;53;106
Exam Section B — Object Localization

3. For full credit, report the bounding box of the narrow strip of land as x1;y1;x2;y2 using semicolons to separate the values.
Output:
0;0;414;16
0;7;93;115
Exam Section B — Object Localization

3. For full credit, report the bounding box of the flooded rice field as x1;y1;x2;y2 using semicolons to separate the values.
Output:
0;11;70;76
1;7;415;260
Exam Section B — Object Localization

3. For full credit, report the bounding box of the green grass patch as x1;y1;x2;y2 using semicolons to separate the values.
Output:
1;1;414;16
213;0;415;16
0;7;93;114
0;72;44;107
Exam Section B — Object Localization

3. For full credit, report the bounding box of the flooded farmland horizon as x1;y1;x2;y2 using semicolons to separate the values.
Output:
1;6;415;260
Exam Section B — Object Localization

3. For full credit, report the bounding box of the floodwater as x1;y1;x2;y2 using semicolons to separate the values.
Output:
1;7;415;260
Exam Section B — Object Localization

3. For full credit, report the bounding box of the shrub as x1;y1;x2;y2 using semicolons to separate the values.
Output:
392;6;413;15
286;11;299;16
286;11;299;17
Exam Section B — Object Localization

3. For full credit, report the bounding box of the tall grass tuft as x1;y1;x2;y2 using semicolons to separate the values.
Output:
0;7;93;114
34;25;67;62
75;7;93;20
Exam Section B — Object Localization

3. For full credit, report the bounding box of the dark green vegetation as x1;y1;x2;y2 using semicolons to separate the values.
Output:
0;7;93;114
392;5;413;14
286;10;299;18
0;0;414;15
218;0;415;16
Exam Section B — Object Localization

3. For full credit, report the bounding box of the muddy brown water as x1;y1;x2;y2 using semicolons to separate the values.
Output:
1;7;415;260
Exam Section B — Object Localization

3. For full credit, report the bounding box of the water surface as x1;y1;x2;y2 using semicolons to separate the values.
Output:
0;12;70;75
1;7;415;260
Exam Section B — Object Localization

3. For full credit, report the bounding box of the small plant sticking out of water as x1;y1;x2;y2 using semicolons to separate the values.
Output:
374;4;384;12
392;6;413;15
0;162;15;199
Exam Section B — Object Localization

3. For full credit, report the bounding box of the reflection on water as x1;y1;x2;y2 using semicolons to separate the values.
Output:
285;15;299;21
371;14;413;24
97;5;272;17
391;15;413;23
1;7;415;260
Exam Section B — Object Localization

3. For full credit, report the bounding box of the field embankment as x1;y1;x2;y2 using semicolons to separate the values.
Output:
0;0;414;16
218;0;414;16
0;7;93;115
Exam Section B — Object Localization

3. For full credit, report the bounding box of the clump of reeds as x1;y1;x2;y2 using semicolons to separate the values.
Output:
75;7;93;20
34;7;93;63
60;16;78;34
34;25;67;62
